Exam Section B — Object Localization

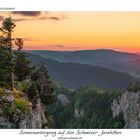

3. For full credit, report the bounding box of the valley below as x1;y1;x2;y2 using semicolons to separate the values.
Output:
1;48;140;129
1;13;140;130
26;49;140;128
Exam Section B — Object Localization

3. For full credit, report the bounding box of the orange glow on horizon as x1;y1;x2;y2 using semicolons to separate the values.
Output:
0;12;140;53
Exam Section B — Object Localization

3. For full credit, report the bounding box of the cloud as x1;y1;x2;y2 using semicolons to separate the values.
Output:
38;16;47;20
47;44;65;48
48;16;61;21
12;11;41;17
55;45;65;48
13;37;41;42
39;16;64;21
23;38;41;42
10;12;67;22
13;16;65;22
13;18;29;22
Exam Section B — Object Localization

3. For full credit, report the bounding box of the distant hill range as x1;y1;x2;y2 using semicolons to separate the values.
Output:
29;49;140;78
27;52;136;89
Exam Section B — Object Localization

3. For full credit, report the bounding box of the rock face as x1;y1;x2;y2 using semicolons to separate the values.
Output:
0;89;48;129
18;98;48;129
38;72;48;95
74;106;84;118
111;91;140;128
57;93;69;106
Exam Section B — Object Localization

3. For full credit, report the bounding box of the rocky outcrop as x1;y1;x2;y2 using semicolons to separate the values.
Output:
0;88;48;129
111;91;140;128
74;106;84;118
18;98;48;129
58;93;69;106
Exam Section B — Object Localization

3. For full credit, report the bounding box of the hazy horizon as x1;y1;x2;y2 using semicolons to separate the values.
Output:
25;48;140;54
1;11;140;53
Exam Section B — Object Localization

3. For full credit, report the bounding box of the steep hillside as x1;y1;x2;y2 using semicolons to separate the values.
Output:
48;86;125;128
112;91;140;128
49;85;140;129
0;87;48;128
28;53;136;89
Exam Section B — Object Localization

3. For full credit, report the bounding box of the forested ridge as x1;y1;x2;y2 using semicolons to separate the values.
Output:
0;16;140;129
0;17;55;128
48;86;125;128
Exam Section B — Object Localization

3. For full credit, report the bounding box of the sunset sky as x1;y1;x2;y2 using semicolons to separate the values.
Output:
0;11;140;52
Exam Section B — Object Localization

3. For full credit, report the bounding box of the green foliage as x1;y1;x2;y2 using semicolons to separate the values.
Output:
0;87;6;95
31;65;56;106
46;115;55;128
0;17;55;129
17;81;30;93
3;106;14;115
127;81;140;92
28;82;39;99
15;99;29;111
0;17;32;89
114;112;125;128
0;17;16;90
0;46;12;87
48;86;125;128
14;51;33;81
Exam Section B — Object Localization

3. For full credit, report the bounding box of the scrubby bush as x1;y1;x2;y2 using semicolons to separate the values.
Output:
0;88;6;95
3;106;14;115
15;99;29;111
28;82;39;99
17;81;30;93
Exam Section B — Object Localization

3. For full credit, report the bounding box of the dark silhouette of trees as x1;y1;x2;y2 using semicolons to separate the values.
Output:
14;38;33;81
0;16;16;90
31;64;56;106
0;16;56;107
0;17;32;88
127;81;140;92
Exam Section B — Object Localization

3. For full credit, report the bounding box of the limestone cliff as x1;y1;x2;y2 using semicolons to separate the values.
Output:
57;93;69;106
111;91;140;128
0;88;48;129
74;106;84;118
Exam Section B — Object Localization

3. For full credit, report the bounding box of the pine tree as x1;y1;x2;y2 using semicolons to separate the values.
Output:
0;17;16;90
0;46;12;87
31;64;56;106
28;82;39;108
14;38;33;81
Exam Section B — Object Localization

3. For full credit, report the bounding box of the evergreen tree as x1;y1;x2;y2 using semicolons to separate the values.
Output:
28;82;39;107
0;17;16;90
0;46;12;87
31;64;56;106
28;82;39;98
14;38;33;81
127;81;140;92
